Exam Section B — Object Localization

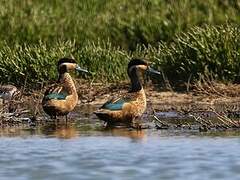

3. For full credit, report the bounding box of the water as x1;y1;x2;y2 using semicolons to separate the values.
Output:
0;120;240;180
0;104;240;180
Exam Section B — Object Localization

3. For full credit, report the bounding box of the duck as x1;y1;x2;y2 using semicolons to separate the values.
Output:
94;58;160;127
0;85;20;112
0;85;19;102
42;58;88;120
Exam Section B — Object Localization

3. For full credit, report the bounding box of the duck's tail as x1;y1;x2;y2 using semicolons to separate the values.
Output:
94;110;109;121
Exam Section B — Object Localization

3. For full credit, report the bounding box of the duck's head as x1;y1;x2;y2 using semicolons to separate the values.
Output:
57;58;88;74
127;58;160;77
127;58;160;92
0;85;19;101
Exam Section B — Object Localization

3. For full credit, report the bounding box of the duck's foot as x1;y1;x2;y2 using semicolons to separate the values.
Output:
131;119;143;130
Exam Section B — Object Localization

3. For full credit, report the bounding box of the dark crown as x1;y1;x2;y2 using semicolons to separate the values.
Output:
57;58;77;67
128;58;148;70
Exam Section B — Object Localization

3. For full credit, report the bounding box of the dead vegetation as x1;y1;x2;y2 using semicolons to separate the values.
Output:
153;105;240;132
0;80;240;132
192;75;240;97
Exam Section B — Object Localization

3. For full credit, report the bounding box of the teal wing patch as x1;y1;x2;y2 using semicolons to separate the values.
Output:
45;92;67;100
102;99;127;111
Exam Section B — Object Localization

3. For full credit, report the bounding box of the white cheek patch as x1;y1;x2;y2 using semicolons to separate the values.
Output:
136;65;148;70
59;63;76;70
128;65;147;74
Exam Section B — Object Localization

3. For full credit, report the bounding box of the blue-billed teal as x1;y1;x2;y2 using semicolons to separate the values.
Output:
42;58;88;119
94;58;160;126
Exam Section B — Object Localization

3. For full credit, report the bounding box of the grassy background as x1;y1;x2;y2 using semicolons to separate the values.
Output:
1;0;240;49
0;0;240;89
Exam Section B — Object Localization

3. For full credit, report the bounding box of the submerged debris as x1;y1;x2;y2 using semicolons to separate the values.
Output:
153;107;240;132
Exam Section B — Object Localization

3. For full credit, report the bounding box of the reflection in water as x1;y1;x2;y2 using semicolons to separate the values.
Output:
0;125;36;137
54;125;77;139
0;131;240;179
1;120;240;179
107;128;146;140
0;122;80;138
1;119;240;140
2;104;240;179
41;122;78;139
1;102;240;180
0;120;147;140
41;122;147;140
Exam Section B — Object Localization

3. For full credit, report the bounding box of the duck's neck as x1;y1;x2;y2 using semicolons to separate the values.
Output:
129;68;143;92
58;73;77;94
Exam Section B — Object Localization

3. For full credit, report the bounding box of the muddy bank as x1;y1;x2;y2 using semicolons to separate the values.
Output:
76;81;240;113
3;81;240;115
0;81;240;130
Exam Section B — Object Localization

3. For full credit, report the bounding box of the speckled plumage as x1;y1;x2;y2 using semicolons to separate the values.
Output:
42;73;78;118
0;85;19;101
0;84;20;113
42;58;87;119
95;88;146;124
94;58;160;126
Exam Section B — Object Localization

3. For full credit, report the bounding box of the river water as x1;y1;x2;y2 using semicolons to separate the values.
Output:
0;118;240;180
0;104;240;180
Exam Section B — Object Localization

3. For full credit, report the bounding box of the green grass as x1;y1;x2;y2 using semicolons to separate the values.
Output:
152;25;240;85
0;1;240;88
0;41;130;87
0;25;239;89
1;0;240;49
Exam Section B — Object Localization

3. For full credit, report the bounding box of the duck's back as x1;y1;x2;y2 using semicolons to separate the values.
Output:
42;73;78;116
94;88;146;123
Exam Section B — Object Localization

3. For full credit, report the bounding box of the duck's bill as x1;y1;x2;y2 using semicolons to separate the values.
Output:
75;66;88;73
147;67;161;75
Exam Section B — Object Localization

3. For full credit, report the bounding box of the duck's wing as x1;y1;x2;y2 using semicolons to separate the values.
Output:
100;95;132;111
44;84;68;100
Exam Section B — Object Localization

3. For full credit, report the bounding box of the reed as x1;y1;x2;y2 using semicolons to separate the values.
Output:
0;41;130;88
0;25;239;88
152;25;240;85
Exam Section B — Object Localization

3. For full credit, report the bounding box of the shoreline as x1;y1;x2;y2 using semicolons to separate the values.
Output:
0;81;239;129
15;81;240;113
75;81;240;110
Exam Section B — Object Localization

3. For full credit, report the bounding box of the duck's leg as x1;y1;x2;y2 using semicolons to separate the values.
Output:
131;117;142;130
65;115;68;124
105;121;115;129
50;115;57;120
